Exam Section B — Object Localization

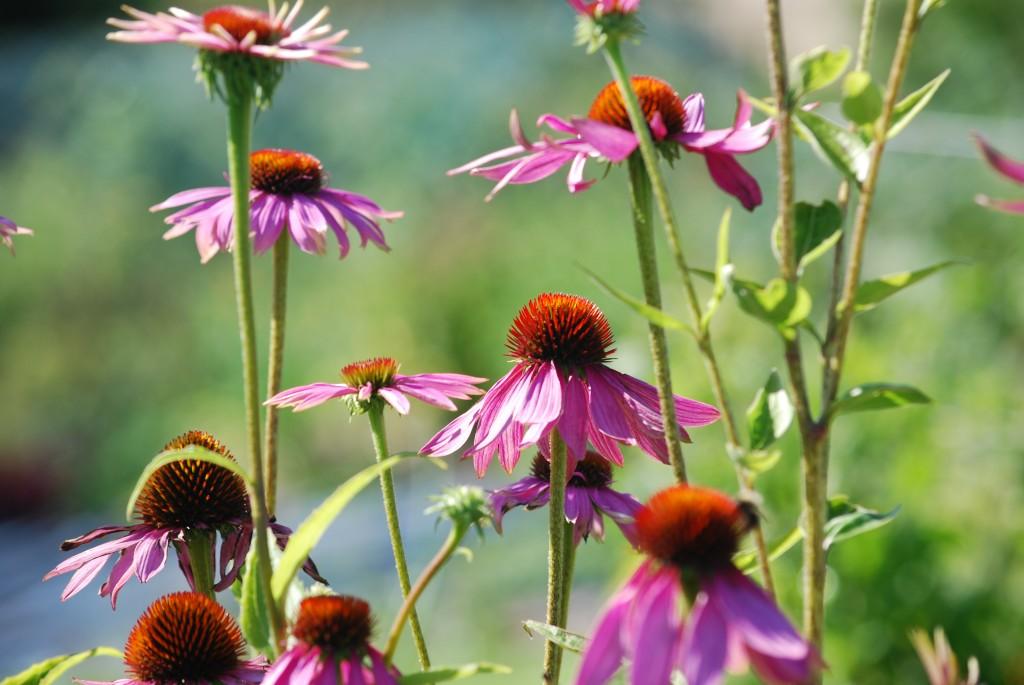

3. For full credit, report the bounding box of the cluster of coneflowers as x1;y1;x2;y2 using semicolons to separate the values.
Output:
0;0;996;683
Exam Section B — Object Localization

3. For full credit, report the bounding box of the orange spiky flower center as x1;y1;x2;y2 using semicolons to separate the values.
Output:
531;451;612;488
341;357;400;390
134;431;250;530
124;592;245;683
635;485;753;572
202;6;280;44
250;149;324;195
292;595;373;655
588;76;686;138
506;293;615;368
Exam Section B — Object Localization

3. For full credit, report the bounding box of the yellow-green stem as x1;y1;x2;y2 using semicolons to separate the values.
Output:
186;531;216;600
264;235;290;515
541;430;569;684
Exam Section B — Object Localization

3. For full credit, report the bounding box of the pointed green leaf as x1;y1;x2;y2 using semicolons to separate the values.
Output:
238;545;272;654
271;455;410;603
733;277;813;335
830;383;931;417
795;108;871;183
582;266;692;334
125;446;254;520
399;663;513;684
735;526;804;573
919;0;947;20
888;70;950;139
2;648;122;685
791;47;851;99
824;496;901;549
774;200;843;273
737;449;783;475
853;260;961;313
842;71;884;125
701;208;733;331
522;620;586;653
746;370;794;451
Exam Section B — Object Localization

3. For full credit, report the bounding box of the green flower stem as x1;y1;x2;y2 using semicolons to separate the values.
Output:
610;41;777;596
264;236;290;515
541;430;569;685
226;92;283;644
558;519;577;629
383;525;464;663
186;531;216;599
366;404;431;670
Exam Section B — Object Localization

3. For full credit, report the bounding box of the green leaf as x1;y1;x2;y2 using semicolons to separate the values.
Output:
732;277;813;336
736;449;782;475
830;383;931;417
399;663;513;685
271;454;409;603
841;71;884;125
2;648;122;685
824;496;901;550
735;526;803;573
238;545;272;654
701;208;733;332
746;370;794;451
795;109;871;183
792;46;851;99
125;446;253;520
582;266;692;335
522;620;586;653
919;0;947;20
888;70;950;139
774;200;843;273
853;260;961;313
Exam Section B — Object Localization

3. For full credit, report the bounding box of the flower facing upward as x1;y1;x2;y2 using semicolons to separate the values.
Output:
0;215;32;255
490;451;642;545
421;293;719;476
44;431;324;608
974;135;1024;214
107;3;367;69
449;76;772;210
264;595;401;685
267;356;486;416
78;592;266;685
152;148;402;263
576;485;821;685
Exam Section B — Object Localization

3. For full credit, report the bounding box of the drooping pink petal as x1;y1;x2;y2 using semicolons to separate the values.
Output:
379;387;411;415
517;362;564;425
149;186;231;211
265;383;357;411
557;373;590;461
572;117;640;162
574;584;632;685
975;135;1024;184
975;195;1024;215
626;564;684;685
680;592;730;685
420;401;484;457
704;153;763;211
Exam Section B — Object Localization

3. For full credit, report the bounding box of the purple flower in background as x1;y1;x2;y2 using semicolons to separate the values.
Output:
0;215;32;255
490;450;642;545
44;431;324;608
267;356;486;415
567;0;640;16
421;293;719;476
107;3;366;69
152;148;401;263
78;592;267;685
576;485;821;685
975;135;1024;214
449;76;772;210
264;595;401;685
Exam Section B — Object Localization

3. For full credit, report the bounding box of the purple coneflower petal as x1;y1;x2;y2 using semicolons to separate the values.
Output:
572;117;639;162
627;564;684;685
704;153;763;211
379;387;411;415
975;196;1024;214
975;135;1024;184
680;592;730;685
576;563;651;685
557;373;590;460
266;383;357;411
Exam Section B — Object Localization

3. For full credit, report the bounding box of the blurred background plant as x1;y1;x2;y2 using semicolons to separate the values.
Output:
0;1;1021;683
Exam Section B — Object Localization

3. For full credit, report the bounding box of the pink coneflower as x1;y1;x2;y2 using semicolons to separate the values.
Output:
975;135;1024;214
151;148;401;263
44;431;324;608
267;356;486;415
576;485;821;685
0;215;32;255
106;3;366;70
78;592;267;685
490;451;642;545
421;293;719;476
449;76;772;210
567;0;640;16
264;595;401;685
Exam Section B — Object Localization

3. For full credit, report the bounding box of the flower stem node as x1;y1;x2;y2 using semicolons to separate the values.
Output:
426;485;491;538
197;46;285;109
574;12;644;54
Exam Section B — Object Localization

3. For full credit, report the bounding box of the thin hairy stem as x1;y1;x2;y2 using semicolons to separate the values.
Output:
264;236;290;515
559;519;577;628
541;430;569;684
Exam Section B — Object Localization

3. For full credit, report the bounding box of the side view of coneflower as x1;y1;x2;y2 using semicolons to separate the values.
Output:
77;591;267;685
264;595;401;685
1;215;32;255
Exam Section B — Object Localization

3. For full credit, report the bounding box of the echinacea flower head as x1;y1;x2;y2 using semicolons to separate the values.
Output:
152;148;402;263
490;451;642;545
974;134;1024;214
421;293;719;476
450;76;772;210
44;430;324;608
0;215;32;255
267;356;486;416
77;592;267;685
576;485;821;685
264;595;401;685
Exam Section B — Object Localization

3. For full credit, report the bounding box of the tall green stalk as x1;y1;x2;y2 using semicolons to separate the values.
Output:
264;236;290;515
541;430;569;685
366;404;431;670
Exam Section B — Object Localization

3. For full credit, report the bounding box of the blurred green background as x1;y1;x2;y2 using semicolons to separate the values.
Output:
1;0;1022;683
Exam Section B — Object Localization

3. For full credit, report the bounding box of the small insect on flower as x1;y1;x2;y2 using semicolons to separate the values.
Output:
974;135;1024;215
575;485;822;685
44;430;324;608
450;76;772;210
264;595;402;685
152;148;402;263
421;293;719;476
0;215;32;255
77;592;267;685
